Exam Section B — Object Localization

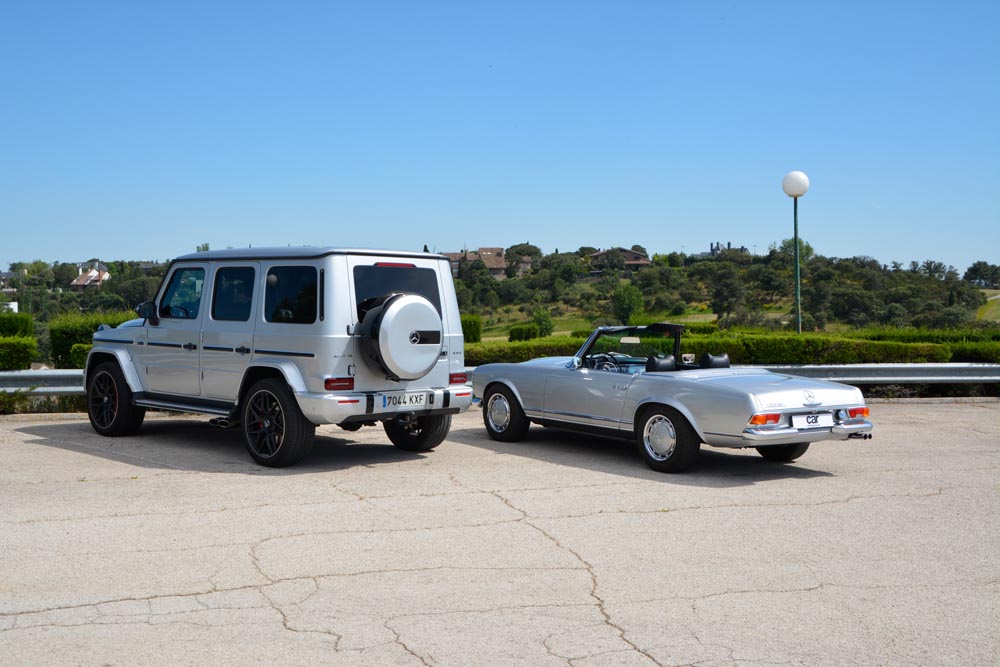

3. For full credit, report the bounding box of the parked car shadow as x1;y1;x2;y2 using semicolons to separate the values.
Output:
14;417;429;475
447;422;834;488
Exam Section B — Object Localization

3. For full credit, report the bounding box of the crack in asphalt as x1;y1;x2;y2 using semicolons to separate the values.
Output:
489;489;664;667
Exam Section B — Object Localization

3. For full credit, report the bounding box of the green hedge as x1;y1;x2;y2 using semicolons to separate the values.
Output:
0;312;34;338
68;343;93;369
948;341;1000;364
466;333;953;365
843;326;1000;344
466;337;585;366
461;315;482;343
509;323;540;342
50;311;135;368
0;336;37;370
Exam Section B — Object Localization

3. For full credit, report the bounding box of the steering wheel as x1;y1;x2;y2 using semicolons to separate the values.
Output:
589;353;620;372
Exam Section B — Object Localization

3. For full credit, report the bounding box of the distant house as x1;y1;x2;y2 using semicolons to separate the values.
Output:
695;242;750;258
589;247;652;272
0;271;15;289
70;262;111;290
443;247;531;281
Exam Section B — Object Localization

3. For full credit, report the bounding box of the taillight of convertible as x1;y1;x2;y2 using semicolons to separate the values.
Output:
848;407;870;418
748;413;781;425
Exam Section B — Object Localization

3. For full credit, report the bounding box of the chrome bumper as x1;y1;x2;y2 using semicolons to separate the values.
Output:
741;419;874;442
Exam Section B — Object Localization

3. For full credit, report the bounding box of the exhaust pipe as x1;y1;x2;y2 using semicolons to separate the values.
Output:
209;417;239;429
848;433;872;440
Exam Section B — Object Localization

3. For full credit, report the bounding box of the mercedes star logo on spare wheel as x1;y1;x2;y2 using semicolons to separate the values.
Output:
804;390;816;403
409;331;421;345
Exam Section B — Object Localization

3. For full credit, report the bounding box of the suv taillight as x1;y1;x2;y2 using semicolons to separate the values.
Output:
325;377;354;391
449;372;468;385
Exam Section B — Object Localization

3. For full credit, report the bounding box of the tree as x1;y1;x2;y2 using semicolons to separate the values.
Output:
964;261;1000;288
532;308;554;337
612;284;644;324
709;264;745;320
196;243;210;252
630;244;649;257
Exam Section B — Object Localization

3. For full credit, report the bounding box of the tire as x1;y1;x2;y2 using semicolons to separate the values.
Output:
241;378;315;467
358;293;443;381
482;385;529;442
384;414;451;452
87;362;146;437
635;406;699;473
755;443;810;462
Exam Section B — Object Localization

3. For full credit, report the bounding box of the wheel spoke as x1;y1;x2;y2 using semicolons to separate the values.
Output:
245;390;284;458
89;371;119;429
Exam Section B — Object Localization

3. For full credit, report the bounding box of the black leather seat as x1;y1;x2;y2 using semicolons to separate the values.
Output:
699;352;731;369
645;354;677;372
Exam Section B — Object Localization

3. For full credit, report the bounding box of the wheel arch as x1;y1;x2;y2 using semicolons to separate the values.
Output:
85;348;143;394
482;379;527;412
632;399;704;441
237;363;306;404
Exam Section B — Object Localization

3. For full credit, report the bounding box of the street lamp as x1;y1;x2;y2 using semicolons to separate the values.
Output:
782;170;809;333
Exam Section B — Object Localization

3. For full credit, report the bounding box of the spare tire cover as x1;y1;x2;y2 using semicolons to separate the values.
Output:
359;293;443;381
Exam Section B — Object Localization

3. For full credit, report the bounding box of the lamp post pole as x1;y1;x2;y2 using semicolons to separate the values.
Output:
793;196;801;334
782;171;810;334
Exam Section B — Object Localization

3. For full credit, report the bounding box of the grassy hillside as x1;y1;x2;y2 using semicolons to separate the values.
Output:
978;290;1000;322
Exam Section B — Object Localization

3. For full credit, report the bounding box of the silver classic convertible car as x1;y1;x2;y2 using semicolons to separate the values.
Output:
472;323;873;472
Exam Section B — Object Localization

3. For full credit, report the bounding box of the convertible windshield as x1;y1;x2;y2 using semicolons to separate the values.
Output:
579;325;684;373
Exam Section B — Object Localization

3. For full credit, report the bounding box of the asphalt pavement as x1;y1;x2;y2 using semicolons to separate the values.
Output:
2;401;998;666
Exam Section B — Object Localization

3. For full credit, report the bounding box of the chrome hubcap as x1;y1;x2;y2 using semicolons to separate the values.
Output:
643;415;676;461
487;394;511;432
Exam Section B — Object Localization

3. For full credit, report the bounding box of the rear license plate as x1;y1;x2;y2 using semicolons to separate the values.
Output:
382;392;426;409
792;413;834;429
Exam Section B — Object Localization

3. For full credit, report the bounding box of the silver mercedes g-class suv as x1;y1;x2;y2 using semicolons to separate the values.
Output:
84;247;471;467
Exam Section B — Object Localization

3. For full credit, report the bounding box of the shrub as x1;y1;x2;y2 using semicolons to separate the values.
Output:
684;333;951;365
466;336;585;365
844;326;1000;344
570;328;593;338
508;323;540;342
532;308;554;337
49;311;135;368
948;341;1000;364
0;336;37;370
68;343;93;369
461;314;482;343
0;312;34;337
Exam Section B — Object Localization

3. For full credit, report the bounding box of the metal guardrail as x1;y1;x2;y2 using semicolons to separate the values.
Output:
0;370;86;396
1;363;999;396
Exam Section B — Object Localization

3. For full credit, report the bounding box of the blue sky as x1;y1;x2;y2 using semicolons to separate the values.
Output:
2;1;997;273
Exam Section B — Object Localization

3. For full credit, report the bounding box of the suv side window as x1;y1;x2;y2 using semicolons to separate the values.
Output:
265;266;317;324
212;266;255;322
160;267;205;319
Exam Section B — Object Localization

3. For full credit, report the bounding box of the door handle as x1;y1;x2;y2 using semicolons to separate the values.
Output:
183;343;198;351
235;346;251;355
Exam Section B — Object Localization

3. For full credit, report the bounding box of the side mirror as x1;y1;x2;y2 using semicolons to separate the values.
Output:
568;357;582;370
136;301;159;326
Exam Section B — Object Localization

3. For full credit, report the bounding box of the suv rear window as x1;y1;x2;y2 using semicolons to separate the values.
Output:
353;265;441;318
265;266;317;324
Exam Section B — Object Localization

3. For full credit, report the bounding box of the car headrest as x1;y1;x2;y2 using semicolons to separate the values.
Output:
699;352;731;369
645;354;677;372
